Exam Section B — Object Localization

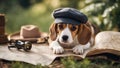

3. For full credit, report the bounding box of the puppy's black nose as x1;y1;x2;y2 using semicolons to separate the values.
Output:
62;35;68;41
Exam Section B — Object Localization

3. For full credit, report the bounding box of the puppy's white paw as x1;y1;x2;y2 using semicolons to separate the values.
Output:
49;41;64;54
73;43;90;54
72;45;84;54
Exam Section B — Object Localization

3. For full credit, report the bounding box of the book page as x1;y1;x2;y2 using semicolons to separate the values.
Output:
87;31;120;56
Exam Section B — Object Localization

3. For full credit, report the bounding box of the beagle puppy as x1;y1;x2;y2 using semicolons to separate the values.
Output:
49;22;98;54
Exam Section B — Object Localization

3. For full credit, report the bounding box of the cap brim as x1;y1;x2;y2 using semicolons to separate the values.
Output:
8;32;48;43
54;18;81;25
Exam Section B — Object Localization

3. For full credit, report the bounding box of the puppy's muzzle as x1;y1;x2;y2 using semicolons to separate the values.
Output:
62;35;68;42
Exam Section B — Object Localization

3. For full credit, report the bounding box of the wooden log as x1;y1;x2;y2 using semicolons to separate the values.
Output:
0;14;8;44
0;14;5;26
0;35;8;44
0;27;5;35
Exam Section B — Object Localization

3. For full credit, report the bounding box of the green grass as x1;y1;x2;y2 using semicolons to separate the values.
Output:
8;57;120;68
61;57;120;68
61;57;90;68
10;62;48;68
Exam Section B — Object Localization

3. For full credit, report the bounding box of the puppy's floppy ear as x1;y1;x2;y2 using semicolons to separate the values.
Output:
49;23;57;41
77;23;92;45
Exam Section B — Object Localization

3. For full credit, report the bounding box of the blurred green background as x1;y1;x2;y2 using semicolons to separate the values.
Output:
0;0;120;34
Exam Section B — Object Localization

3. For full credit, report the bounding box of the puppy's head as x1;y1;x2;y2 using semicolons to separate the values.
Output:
49;22;92;45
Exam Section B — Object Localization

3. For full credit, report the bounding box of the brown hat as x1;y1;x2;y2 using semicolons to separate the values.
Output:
8;25;48;42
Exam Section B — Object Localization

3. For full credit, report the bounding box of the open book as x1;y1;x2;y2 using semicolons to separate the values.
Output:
0;31;120;66
55;31;120;58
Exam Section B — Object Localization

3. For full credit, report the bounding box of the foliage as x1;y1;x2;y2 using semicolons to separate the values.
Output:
81;0;120;31
61;57;90;68
10;62;43;68
61;57;120;68
6;5;52;33
0;0;53;33
0;0;120;33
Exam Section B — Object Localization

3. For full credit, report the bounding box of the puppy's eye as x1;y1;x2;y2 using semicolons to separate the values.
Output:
58;24;64;30
71;25;77;31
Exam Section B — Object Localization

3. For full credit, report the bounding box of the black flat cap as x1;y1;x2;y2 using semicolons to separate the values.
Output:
52;8;88;25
